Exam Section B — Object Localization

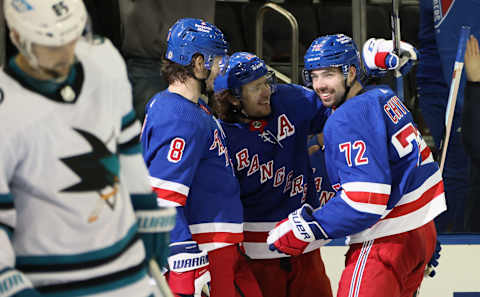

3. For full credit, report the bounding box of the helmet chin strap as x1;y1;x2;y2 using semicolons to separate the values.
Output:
11;33;39;69
12;33;68;81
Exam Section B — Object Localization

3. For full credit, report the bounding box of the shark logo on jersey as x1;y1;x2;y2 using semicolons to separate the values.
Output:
60;128;119;223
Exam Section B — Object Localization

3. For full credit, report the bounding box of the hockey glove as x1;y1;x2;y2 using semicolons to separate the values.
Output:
0;268;43;297
425;239;441;278
137;207;177;267
362;38;418;77
167;241;211;297
267;204;328;256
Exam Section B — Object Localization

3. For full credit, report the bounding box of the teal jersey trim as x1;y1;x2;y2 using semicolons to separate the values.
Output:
0;193;13;209
118;143;142;155
16;224;138;266
0;224;13;240
8;57;77;94
121;110;137;130
130;193;158;210
43;266;148;297
0;193;13;203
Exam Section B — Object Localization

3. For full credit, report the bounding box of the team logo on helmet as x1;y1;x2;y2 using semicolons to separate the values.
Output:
11;0;32;12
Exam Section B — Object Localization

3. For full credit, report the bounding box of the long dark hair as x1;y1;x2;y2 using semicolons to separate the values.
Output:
210;90;242;123
161;54;201;84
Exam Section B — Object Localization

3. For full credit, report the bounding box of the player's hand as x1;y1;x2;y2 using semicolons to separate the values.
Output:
137;207;176;267
362;38;418;77
167;241;211;297
267;204;328;256
425;239;441;278
465;34;480;82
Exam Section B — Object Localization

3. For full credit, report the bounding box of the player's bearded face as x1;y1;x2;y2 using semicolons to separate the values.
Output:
241;75;272;118
206;56;224;94
311;67;346;108
33;39;78;80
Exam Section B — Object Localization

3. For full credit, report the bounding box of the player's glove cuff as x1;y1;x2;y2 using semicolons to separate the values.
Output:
167;241;210;296
136;207;176;233
0;268;42;297
267;204;328;256
362;38;418;77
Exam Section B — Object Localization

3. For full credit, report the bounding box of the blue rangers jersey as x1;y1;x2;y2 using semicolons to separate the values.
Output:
308;136;336;208
0;38;161;297
222;84;330;259
312;86;447;244
142;90;244;252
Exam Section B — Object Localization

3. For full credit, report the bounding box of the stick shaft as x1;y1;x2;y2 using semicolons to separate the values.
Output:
439;26;471;172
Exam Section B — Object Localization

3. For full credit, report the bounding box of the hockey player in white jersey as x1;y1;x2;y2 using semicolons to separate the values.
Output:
0;0;175;296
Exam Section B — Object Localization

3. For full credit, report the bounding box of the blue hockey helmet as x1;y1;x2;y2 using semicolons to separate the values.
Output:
214;52;275;97
165;18;229;69
303;34;361;86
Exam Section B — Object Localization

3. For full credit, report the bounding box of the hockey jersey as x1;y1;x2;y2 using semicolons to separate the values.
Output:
221;83;330;259
142;90;244;252
313;86;447;244
0;38;160;297
308;136;336;208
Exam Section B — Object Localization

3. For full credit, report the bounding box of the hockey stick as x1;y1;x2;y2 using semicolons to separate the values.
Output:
149;259;175;297
413;26;471;297
438;26;471;173
391;0;404;101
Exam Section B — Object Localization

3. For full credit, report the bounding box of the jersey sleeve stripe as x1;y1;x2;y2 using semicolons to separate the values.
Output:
340;191;387;215
343;191;389;205
152;187;187;206
342;182;391;194
149;177;189;196
382;180;444;220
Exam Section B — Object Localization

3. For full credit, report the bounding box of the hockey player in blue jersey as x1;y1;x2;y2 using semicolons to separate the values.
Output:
267;34;447;297
0;0;176;296
141;19;262;297
211;52;333;297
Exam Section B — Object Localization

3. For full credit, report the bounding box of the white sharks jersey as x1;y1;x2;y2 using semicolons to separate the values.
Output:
0;38;159;297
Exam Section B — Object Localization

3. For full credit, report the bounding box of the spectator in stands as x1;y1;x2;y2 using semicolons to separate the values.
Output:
462;35;480;232
119;0;216;121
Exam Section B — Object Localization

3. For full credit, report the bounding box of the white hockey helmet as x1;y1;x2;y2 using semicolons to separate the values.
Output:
4;0;87;68
4;0;87;47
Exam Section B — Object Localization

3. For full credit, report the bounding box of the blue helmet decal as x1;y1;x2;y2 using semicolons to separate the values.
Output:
213;52;269;97
165;18;229;69
303;34;361;86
